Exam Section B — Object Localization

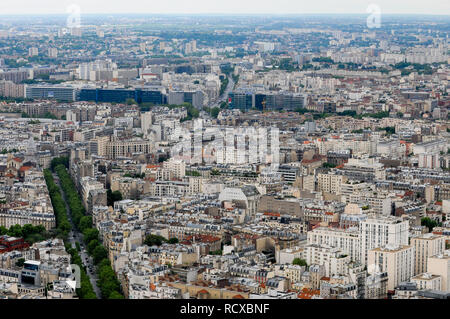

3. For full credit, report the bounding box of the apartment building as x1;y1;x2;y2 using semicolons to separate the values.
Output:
148;178;202;198
360;216;409;266
339;158;386;182
163;159;186;179
411;273;442;291
427;252;450;291
346;191;393;216
106;139;153;159
0;80;24;98
303;244;351;277
0;210;56;231
25;85;77;102
80;176;107;212
258;196;303;218
340;181;371;201
411;234;445;275
368;244;414;291
307;226;360;262
148;245;198;266
111;177;147;200
317;172;347;195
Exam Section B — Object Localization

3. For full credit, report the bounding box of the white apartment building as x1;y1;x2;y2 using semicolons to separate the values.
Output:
106;139;153;159
341;181;371;201
317;172;347;195
276;246;304;264
377;140;404;158
163;159;186;179
141;111;153;136
28;47;39;56
411;273;442;291
316;139;376;157
303;244;351;277
411;234;445;275
340;158;386;181
48;48;58;58
368;244;414;291
360;216;409;266
307;226;360;262
427;251;450;291
148;180;189;198
346;191;393;216
413;139;447;155
418;153;440;169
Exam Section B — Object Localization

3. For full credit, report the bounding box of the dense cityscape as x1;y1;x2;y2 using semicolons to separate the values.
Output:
0;8;449;302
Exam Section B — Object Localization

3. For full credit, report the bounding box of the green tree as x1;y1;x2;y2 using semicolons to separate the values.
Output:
83;228;99;244
88;239;99;254
7;224;23;238
79;216;93;232
421;217;438;231
50;157;69;171
126;98;137;105
144;234;167;246
211;169;220;176
97;261;121;298
186;170;201;177
84;291;98;299
109;291;124;299
210;107;220;119
58;220;71;234
292;258;308;267
0;226;7;235
322;162;337;168
107;190;123;207
66;246;97;299
93;245;108;264
168;238;179;244
15;258;25;267
21;224;35;238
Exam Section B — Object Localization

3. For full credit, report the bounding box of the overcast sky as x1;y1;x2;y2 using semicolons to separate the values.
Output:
0;0;448;15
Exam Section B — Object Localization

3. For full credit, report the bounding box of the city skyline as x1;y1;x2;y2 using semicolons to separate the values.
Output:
0;4;448;304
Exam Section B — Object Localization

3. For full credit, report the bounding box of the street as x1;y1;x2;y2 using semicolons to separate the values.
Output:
212;75;235;109
53;173;102;298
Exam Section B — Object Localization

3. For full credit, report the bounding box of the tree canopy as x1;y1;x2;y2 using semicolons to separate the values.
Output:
292;258;308;267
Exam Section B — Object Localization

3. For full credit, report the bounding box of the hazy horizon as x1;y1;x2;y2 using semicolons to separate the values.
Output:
0;0;448;16
0;13;449;17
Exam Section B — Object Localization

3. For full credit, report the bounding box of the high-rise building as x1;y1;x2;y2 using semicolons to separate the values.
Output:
307;226;360;262
360;216;409;266
411;234;445;275
28;47;39;56
25;85;77;102
427;252;450;292
141;111;153;136
317;172;347;195
163;159;186;179
368;244;414;291
48;48;58;58
70;27;82;37
168;90;204;109
0;80;24;98
418;152;440;169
